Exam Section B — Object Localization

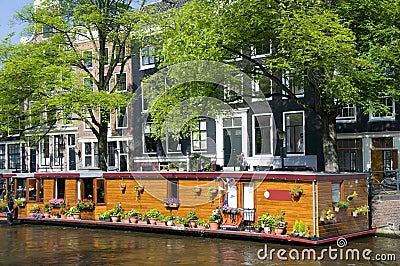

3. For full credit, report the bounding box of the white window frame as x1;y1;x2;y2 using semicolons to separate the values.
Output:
252;76;272;101
115;72;127;92
166;133;181;154
337;104;357;123
251;41;272;59
143;123;157;154
283;110;305;155
224;74;244;104
116;107;128;129
140;46;156;70
191;120;207;152
282;72;304;98
82;50;93;68
252;113;273;156
83;142;98;168
369;96;395;121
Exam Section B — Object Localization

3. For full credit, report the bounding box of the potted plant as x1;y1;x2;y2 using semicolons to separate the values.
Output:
193;185;202;196
355;205;368;216
137;214;148;224
165;214;175;226
168;162;180;171
119;183;126;193
290;220;310;238
44;204;51;218
69;205;81;219
60;208;68;219
186;209;198;228
163;197;180;208
174;216;186;228
50;211;59;218
146;208;161;225
134;184;145;200
196;219;207;229
208;210;222;230
207;186;218;200
109;205;122;222
120;212;130;223
15;198;26;207
273;211;286;235
29;204;40;217
49;198;65;208
290;186;303;200
334;201;350;212
77;198;95;211
127;209;141;223
98;210;111;222
320;209;336;223
258;213;276;234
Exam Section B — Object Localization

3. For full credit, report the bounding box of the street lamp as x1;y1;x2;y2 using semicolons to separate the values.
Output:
278;130;286;169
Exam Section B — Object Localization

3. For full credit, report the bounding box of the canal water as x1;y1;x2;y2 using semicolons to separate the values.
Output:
0;224;399;265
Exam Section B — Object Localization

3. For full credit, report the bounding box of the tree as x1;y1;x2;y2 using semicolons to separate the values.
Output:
146;0;400;172
0;0;146;171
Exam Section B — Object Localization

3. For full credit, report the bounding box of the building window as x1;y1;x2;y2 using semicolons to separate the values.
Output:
42;26;53;39
116;107;128;128
370;96;395;120
115;73;127;91
282;72;304;97
252;76;272;101
96;179;105;204
84;77;94;91
84;142;99;168
8;144;20;170
192;120;207;152
224;74;243;104
40;136;50;166
167;134;181;153
82;50;93;68
0;145;5;169
140;46;156;69
253;114;272;155
144;123;157;154
337;139;362;172
337;104;356;122
119;141;128;171
251;41;271;57
284;111;304;154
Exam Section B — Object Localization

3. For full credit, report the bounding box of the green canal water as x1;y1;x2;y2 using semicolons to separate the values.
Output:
0;224;398;265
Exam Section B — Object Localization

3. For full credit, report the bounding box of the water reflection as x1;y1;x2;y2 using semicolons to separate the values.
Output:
0;224;398;265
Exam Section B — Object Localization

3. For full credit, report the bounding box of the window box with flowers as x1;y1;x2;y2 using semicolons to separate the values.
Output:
163;197;180;209
77;199;95;211
49;198;65;208
15;198;26;207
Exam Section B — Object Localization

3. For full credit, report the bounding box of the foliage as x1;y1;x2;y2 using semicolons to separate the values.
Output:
168;162;180;169
346;191;358;201
29;204;40;213
174;216;186;225
335;201;350;208
77;199;95;211
109;205;123;217
355;205;368;215
145;0;400;172
0;0;143;170
44;204;51;213
69;205;80;214
290;186;303;196
98;210;111;219
321;209;335;221
15;198;26;205
145;208;161;219
186;209;198;221
258;211;286;228
291;220;310;238
127;209;141;217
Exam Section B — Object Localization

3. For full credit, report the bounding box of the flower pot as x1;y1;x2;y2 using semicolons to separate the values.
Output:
110;215;120;222
60;214;67;219
129;216;138;223
67;215;74;220
194;187;202;196
254;227;261;233
149;218;157;225
209;222;219;230
167;220;174;226
189;220;197;228
73;213;81;220
44;212;51;218
264;227;271;234
120;187;126;193
175;223;185;228
274;227;285;235
137;187;144;194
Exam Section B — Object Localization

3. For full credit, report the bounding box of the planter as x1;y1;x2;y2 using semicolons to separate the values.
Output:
50;203;62;208
167;220;174;226
50;214;59;219
44;212;50;218
254;227;261;233
164;203;180;210
120;187;126;193
60;214;67;219
274;227;285;235
99;217;111;222
189;220;197;228
129;216;138;223
110;215;120;222
80;210;95;220
209;222;219;230
194;187;202;196
149;218;157;225
264;227;271;234
67;215;74;220
73;213;81;220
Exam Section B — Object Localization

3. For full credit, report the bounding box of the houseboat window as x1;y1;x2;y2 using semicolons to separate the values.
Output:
168;181;178;198
55;179;65;199
96;179;105;204
80;179;94;199
15;179;26;200
227;182;238;208
27;178;37;201
38;179;44;202
332;182;341;204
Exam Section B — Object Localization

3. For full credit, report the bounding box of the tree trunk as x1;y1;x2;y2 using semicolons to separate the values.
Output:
98;113;109;171
321;114;339;172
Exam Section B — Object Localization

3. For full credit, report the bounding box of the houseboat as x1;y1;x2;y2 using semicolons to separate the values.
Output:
1;170;372;244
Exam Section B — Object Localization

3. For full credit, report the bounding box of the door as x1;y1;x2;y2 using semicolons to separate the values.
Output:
223;117;242;167
242;183;255;222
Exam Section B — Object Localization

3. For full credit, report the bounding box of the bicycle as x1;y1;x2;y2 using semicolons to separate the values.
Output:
371;170;399;195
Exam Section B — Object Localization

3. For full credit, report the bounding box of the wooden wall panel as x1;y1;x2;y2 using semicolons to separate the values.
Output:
65;179;77;206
